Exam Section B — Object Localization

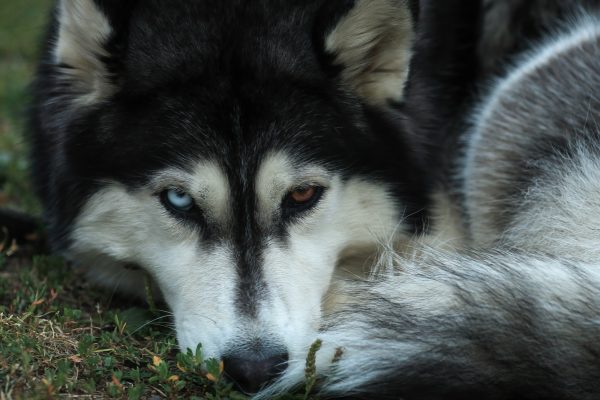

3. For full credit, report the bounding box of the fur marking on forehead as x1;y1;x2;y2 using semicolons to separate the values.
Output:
255;152;331;212
151;161;231;222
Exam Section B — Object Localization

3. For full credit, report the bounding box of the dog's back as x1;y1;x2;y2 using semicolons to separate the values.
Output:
465;12;600;249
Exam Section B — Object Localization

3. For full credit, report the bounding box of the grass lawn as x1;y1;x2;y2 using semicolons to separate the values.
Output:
0;2;318;399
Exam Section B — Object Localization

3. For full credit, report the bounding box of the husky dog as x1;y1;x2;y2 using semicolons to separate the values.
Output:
30;0;474;393
34;0;600;398
262;2;600;399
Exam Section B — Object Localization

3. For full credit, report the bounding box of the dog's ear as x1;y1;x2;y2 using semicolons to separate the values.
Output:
317;0;416;106
52;0;131;106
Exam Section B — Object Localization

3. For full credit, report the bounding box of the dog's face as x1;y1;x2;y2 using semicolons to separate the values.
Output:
35;0;423;390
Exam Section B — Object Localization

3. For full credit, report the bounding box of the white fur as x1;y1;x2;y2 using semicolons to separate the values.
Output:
54;0;115;105
325;0;414;105
505;143;600;261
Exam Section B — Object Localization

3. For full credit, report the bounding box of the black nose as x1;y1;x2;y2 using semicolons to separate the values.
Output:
223;352;288;393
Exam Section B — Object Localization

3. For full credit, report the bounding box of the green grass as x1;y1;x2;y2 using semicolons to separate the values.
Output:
0;255;259;399
0;2;322;399
0;0;50;214
0;256;320;399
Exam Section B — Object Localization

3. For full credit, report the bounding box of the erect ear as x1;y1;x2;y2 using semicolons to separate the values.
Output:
53;0;125;105
321;0;416;106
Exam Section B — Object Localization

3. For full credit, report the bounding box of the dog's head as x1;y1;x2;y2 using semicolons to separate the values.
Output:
33;0;425;392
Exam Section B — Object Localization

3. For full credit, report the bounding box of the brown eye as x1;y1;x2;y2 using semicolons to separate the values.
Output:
282;185;325;217
290;186;317;204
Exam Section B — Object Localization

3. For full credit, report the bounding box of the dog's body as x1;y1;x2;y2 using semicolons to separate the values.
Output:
30;0;600;398
270;3;600;399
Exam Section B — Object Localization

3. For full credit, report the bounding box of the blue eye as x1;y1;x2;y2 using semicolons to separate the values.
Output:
163;189;194;212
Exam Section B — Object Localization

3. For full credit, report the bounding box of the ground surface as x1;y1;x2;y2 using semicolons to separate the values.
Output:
0;3;316;399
